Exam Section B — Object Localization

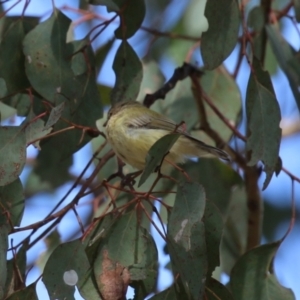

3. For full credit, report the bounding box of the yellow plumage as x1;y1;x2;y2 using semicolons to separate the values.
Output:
104;101;230;170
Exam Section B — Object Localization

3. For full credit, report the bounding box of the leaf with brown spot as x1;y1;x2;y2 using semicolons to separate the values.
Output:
0;126;26;186
96;249;130;300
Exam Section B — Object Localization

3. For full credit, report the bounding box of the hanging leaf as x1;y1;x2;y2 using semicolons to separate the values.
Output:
4;241;28;298
0;178;24;227
179;159;242;214
201;0;240;69
230;241;295;300
111;40;143;104
3;93;32;117
220;185;248;275
90;0;145;38
205;277;234;300
22;111;52;149
0;17;38;95
23;10;78;104
93;210;158;299
247;6;264;32
246;57;281;190
25;151;72;193
0;225;9;299
137;60;165;104
295;0;300;22
167;181;207;299
266;24;300;113
0;102;16;121
43;239;90;299
44;102;65;130
203;200;223;277
5;283;38;300
0;126;26;186
138;133;180;187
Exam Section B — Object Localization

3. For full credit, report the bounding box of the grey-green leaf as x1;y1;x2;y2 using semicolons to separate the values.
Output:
246;57;281;190
201;0;240;69
138;133;180;187
22;111;52;149
0;126;26;186
266;24;300;113
167;181;207;299
0;225;9;299
294;0;300;23
247;6;264;32
90;0;145;38
23;10;73;104
0;178;24;227
93;210;158;298
4;241;28;298
205;277;234;300
230;241;295;300
5;283;38;300
203;200;223;276
44;102;65;130
0;17;38;95
111;40;143;104
43;239;90;300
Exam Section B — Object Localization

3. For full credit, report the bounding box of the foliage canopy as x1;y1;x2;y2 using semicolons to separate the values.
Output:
0;0;298;299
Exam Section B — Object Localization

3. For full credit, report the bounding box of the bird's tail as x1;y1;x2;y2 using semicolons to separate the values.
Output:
203;144;231;161
185;135;231;161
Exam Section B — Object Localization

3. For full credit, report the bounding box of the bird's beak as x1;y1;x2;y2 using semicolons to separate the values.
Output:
103;119;108;127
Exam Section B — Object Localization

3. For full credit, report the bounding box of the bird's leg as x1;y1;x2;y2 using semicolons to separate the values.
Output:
174;120;187;133
121;170;142;188
106;157;126;182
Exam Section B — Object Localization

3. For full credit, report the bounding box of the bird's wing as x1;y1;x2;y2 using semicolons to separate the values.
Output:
126;111;230;161
127;113;187;133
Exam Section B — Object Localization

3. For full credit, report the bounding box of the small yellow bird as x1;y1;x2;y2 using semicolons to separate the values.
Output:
104;101;230;170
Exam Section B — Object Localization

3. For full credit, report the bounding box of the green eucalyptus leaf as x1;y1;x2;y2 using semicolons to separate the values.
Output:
0;178;24;227
0;126;26;186
201;0;240;69
0;102;16;121
295;0;300;22
23;10;76;104
205;277;234;300
137;60;165;104
180;159;242;214
247;6;264;32
197;66;242;144
5;283;38;300
230;241;295;300
0;225;9;299
93;210;158;299
44;102;65;130
3;93;31;117
0;17;38;95
220;185;247;275
167;181;207;299
138;133;180;187
246;57;281;190
203;200;223;277
43;239;90;300
266;24;300;113
22;110;52;149
4;241;28;298
111;40;143;104
90;0;145;38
